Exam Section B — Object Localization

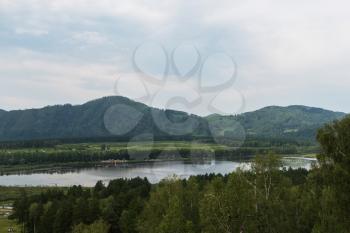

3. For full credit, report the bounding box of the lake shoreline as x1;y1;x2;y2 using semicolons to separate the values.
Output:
0;156;256;175
0;155;316;187
0;153;315;176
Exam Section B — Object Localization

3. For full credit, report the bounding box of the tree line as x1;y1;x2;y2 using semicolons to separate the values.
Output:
0;147;299;167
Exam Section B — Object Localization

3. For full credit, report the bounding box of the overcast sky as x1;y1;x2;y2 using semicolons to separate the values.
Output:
0;0;349;115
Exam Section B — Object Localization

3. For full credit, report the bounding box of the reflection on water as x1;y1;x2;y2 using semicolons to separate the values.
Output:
0;158;316;187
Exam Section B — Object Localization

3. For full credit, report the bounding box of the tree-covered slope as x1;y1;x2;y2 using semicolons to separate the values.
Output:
0;96;208;141
206;105;346;141
0;97;346;142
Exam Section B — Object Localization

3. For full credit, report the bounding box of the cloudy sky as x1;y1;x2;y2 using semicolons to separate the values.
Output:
0;0;349;115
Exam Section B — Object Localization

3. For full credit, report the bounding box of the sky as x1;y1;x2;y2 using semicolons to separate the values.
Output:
0;0;349;115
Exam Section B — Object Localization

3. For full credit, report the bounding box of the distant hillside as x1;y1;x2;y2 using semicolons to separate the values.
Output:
0;110;5;119
0;96;209;141
0;96;346;142
206;105;346;141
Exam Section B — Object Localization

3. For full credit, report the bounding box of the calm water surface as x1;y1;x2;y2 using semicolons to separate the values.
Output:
0;158;316;187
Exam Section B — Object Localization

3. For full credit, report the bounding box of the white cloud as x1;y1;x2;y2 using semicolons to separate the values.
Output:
0;0;174;28
72;31;109;44
0;0;349;113
199;0;350;72
15;28;48;36
0;49;119;110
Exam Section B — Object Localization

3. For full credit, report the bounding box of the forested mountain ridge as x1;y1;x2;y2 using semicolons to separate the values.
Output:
0;96;209;141
0;109;5;116
207;105;346;141
0;96;346;142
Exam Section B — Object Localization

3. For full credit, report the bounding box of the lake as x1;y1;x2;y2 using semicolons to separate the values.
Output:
0;157;316;187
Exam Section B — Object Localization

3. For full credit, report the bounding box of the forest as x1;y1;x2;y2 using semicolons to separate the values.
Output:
8;115;350;233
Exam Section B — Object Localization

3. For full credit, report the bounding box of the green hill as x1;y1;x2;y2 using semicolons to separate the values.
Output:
0;96;208;141
0;96;346;142
206;105;346;141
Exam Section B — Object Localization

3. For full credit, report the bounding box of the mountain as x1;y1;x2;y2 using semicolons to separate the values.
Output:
0;96;209;141
206;105;346;141
0;96;346;142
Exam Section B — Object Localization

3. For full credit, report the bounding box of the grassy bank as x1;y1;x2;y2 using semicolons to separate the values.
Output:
0;217;20;232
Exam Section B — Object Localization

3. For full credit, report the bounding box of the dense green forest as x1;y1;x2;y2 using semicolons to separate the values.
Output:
8;115;350;233
0;96;345;142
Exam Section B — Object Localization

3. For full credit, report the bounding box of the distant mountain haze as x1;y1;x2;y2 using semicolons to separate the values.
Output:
0;96;346;142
